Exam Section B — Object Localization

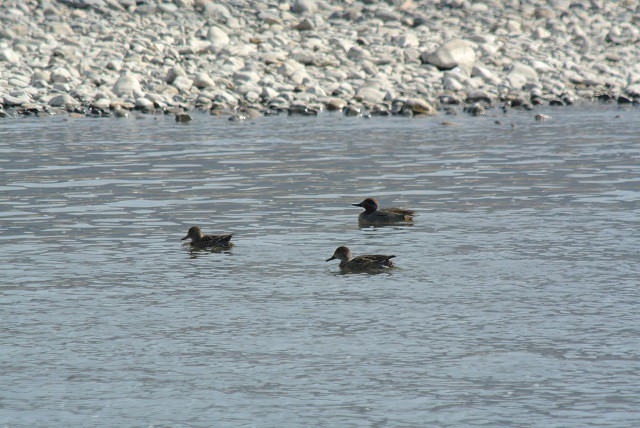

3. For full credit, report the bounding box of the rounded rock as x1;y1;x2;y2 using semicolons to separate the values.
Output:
134;97;155;110
165;65;186;84
405;98;436;115
207;26;230;47
193;73;215;89
113;75;142;97
0;48;20;64
423;39;476;71
175;113;192;123
326;98;347;111
172;76;193;92
48;94;80;108
291;0;318;15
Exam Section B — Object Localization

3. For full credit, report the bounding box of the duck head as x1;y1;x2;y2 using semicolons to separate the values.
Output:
326;246;353;262
352;198;379;213
181;226;203;242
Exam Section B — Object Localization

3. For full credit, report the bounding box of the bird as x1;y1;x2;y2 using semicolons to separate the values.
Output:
181;226;233;250
326;246;396;272
352;197;414;225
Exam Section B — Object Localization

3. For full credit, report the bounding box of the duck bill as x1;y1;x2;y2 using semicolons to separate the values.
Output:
181;235;189;241
351;203;363;207
326;256;336;262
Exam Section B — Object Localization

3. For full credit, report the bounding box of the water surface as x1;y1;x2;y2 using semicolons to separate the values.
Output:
1;106;639;426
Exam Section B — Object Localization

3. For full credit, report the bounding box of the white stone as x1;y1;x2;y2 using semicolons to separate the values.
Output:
193;72;215;89
53;82;71;92
506;20;522;34
396;33;419;48
146;93;168;108
530;60;553;74
355;85;385;103
443;75;464;91
91;98;112;110
31;70;51;85
245;91;260;102
48;93;80;108
261;86;279;99
294;18;315;31
0;48;20;64
165;65;186;84
506;62;539;89
424;39;476;71
189;38;212;53
135;97;155;110
172;75;193;92
405;98;436;115
347;46;369;60
3;92;31;106
202;2;231;19
508;62;538;81
234;71;260;84
113;75;142;97
9;75;30;87
478;43;499;57
533;27;550;39
50;67;72;83
207;26;230;46
625;84;640;97
213;90;238;105
291;0;317;15
49;23;74;37
471;65;496;82
106;60;121;71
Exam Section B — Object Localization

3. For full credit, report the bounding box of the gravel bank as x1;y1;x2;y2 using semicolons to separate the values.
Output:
1;0;639;119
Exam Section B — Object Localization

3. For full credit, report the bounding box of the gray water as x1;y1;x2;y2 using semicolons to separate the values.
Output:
1;106;639;427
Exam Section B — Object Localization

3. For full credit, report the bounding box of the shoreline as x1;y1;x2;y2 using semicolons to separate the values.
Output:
1;0;640;120
0;98;634;122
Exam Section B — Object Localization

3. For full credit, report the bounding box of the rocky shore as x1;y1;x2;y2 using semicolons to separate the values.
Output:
1;0;639;120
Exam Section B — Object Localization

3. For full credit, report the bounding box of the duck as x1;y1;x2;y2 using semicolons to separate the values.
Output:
326;246;396;272
352;197;415;224
181;226;233;250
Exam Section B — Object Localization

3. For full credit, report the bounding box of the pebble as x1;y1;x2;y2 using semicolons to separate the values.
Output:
48;94;79;108
405;98;436;115
0;48;20;64
326;98;347;111
134;97;155;111
423;39;476;71
291;0;318;15
175;113;191;123
114;108;128;118
207;26;230;48
193;72;215;89
467;104;486;116
113;75;141;97
3;92;31;106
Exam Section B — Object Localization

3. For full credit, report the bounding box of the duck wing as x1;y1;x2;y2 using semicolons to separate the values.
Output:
381;208;415;220
361;208;414;223
197;234;233;247
348;254;396;270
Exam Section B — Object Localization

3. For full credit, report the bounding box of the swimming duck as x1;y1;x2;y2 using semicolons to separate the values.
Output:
352;197;415;224
181;226;233;250
326;246;396;272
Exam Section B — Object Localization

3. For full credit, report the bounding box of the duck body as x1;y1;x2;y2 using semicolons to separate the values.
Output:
181;226;233;250
326;246;396;273
353;198;414;225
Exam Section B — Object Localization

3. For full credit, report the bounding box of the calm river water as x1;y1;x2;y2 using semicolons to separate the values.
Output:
1;106;639;427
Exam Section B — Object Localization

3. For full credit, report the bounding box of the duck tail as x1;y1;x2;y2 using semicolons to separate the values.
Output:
218;234;233;244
